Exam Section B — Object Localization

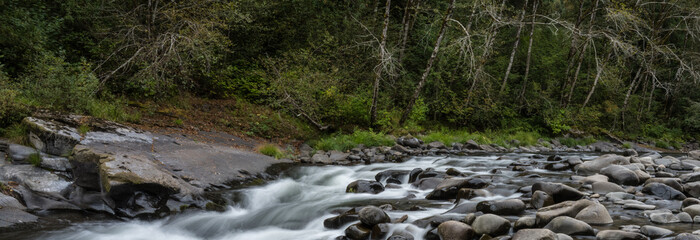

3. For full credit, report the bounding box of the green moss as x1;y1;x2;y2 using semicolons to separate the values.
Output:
78;124;90;135
27;153;42;166
173;118;184;126
257;144;285;159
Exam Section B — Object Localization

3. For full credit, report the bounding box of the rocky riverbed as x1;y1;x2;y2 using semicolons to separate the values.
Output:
2;114;700;240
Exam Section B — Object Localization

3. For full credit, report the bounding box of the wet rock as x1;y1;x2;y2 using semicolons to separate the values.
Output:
426;178;489;200
375;170;409;183
674;233;700;240
513;216;537;230
532;182;584;203
605;192;635;201
642;182;686;200
677;212;693;223
413;214;466;228
465;140;482;150
397;137;422;148
311;152;332;164
575;202;613;225
593;182;626;194
0;192;38;228
644;178;683;192
623;204;656;210
472;214;511;236
412;177;442;190
536;199;594;225
346;180;385;194
655;156;680;167
532;190;555;209
325;213;359;229
371;223;391;239
388;230;415;240
682;198;700;208
624;149;638;157
38;154;71;172
685;182;700;198
596;230;649;240
437;220;475;240
6;143;39;164
358;206;390;226
329;151;350;162
649;212;680;224
476;199;526;215
690;150;700;160
345;223;371;240
408;168;423;183
557;233;574;240
457;188;491;201
545;163;570;171
544;216;594;236
512;229;557;240
639;225;672;239
681;172;700;183
601;165;640;186
682;204;700;218
428;141;446;149
576;154;631;175
446;168;462;176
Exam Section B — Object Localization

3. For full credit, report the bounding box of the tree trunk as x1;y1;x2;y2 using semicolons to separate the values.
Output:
582;51;612;109
500;0;529;94
564;0;599;107
621;67;643;130
400;0;455;125
466;0;507;106
398;0;413;63
370;0;391;126
519;0;538;104
560;0;586;102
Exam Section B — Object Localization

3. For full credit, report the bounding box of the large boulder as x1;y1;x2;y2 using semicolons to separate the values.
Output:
682;204;700;218
437;220;474;240
0;192;38;228
644;178;683;192
358;206;390;226
426;178;489;200
324;213;359;229
476;199;526;216
345;223;371;240
681;172;700;183
639;225;673;239
685;182;700;198
6;143;39;164
690;150;700;160
601;165;640;186
512;229;557;240
536;199;594;225
472;214;511;236
642;182;686;200
23;117;81;156
576;154;630;175
544;216;595;236
532;190;555;209
532;182;584;203
574;202;613;225
346;180;385;194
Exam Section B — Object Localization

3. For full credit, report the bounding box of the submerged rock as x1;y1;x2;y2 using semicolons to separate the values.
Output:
437;220;474;240
426;178;489;200
532;182;584;203
358;206;390;226
642;182;686;200
346;180;384;194
476;199;526;216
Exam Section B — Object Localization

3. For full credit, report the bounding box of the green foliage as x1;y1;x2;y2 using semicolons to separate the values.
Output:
21;54;98;112
257;144;285;159
0;123;29;145
313;130;394;152
78;125;90;135
622;143;632;149
683;101;700;134
173;119;184;126
419;129;546;148
27;153;42;166
87;100;141;123
558;136;599;147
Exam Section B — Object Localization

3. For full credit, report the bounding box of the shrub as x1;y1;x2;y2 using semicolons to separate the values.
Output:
257;144;285;159
1;123;29;145
313;130;394;151
27;153;42;166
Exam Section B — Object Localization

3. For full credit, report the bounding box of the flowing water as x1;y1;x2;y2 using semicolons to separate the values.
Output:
5;153;696;240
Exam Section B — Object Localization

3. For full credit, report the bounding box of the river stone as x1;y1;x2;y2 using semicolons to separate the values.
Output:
601;165;640;186
358;206;390;226
532;190;555;209
606;192;635;201
412;177;442;190
532;182;584;203
514;216;537;230
593;182;626;194
557;233;574;240
472;214;511;236
690;151;700;160
675;233;700;240
639;225;672;238
397;137;422;148
512;229;557;240
476;199;526;216
345;223;371;240
578;174;609;184
544;216;594;236
681;172;700;183
457;188;491;201
682;198;700;208
649;212;680;224
413;214;465;228
596;230;649;240
677;212;693;223
536;199;594;225
0;164;72;198
346;180;384;194
685;182;700;198
375;170;409;183
623;204;656;210
644;178;684;192
575;202;613;225
428;141;446;149
437;220;475;240
682;204;700;218
0;205;38;228
426;178;489;200
576;154;631;175
642;182;686;200
408;168;423;183
655;156;680;167
324;213;359;229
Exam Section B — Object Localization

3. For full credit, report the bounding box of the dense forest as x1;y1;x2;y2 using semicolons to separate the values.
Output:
1;0;699;145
